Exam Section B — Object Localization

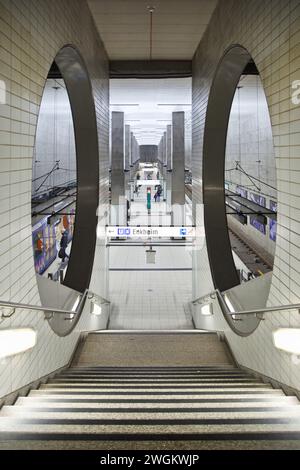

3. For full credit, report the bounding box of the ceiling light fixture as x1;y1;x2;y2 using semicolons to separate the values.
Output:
157;104;191;106
110;104;140;107
147;6;155;60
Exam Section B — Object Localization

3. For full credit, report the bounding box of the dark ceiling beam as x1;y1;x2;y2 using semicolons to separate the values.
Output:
109;60;192;79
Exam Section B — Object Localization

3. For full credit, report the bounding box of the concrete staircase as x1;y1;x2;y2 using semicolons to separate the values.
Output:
0;333;300;449
1;365;300;449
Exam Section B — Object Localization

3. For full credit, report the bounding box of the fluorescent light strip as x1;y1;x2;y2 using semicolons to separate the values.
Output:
157;103;191;106
0;329;37;359
110;104;139;106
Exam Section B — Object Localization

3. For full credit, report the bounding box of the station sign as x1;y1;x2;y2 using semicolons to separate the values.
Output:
106;226;196;238
134;179;161;186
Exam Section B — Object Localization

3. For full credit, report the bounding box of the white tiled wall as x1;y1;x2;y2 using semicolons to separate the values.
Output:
0;0;109;399
192;0;300;390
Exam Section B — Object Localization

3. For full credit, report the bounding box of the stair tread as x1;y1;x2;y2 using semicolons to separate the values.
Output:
49;381;261;386
28;390;285;398
2;360;298;448
0;439;299;450
57;376;251;381
40;383;274;389
15;397;299;407
1;422;300;434
2;410;300;420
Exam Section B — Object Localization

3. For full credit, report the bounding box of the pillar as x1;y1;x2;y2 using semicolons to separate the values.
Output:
171;112;185;225
166;124;172;205
125;124;131;203
111;111;126;225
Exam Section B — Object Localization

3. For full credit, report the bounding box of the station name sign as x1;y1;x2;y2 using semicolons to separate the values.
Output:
106;226;196;238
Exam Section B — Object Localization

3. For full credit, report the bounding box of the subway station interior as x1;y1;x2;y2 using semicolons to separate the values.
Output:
1;0;300;452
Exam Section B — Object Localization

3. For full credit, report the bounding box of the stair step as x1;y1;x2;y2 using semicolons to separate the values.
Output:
45;380;263;387
28;389;284;398
1;420;300;435
0;439;299;450
2;408;300;420
40;383;273;391
70;366;238;371
60;371;247;377
47;377;261;384
14;396;300;407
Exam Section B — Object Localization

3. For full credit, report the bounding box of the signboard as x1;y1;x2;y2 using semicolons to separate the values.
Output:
106;226;196;238
269;200;277;242
236;186;248;198
32;217;57;274
135;179;161;186
249;192;266;207
249;215;266;234
249;192;266;234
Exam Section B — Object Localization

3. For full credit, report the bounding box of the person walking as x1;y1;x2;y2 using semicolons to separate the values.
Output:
60;229;68;249
156;185;162;202
58;246;69;262
58;229;69;262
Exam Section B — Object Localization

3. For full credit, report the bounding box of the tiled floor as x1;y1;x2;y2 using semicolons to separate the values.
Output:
108;186;194;330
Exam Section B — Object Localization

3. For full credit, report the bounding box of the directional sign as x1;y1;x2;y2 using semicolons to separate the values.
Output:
106;226;197;238
135;179;161;186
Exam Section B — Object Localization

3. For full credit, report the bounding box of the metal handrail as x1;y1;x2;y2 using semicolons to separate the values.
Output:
192;289;300;316
0;289;88;316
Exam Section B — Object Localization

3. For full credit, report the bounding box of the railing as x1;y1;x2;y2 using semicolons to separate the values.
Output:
192;289;300;318
0;289;110;321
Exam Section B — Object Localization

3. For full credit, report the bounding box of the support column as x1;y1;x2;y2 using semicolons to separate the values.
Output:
111;111;126;225
171;112;185;225
125;124;131;203
164;130;169;168
158;136;164;176
166;124;172;206
129;131;134;201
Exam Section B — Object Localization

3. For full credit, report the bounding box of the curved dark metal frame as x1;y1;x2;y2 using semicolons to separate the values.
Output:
53;45;99;294
202;44;269;336
32;45;100;336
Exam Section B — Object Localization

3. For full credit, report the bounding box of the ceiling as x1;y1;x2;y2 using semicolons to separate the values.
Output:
110;77;192;145
88;0;218;60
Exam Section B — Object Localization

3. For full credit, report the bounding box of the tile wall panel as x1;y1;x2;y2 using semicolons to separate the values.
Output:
0;0;109;398
192;0;300;390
